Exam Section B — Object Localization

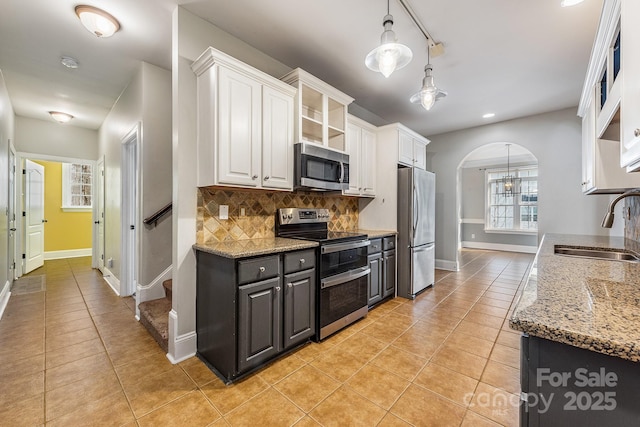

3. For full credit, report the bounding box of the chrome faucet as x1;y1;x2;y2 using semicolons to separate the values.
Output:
601;189;640;228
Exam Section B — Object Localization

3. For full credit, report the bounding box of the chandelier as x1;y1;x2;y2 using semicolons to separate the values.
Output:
500;144;520;196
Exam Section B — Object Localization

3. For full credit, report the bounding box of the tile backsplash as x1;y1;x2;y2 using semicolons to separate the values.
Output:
197;187;359;244
625;197;640;241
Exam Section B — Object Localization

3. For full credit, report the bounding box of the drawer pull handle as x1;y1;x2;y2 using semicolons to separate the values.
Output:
259;266;265;272
300;258;305;264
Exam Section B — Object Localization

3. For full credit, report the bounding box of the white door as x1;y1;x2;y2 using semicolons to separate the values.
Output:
96;157;105;273
25;159;44;273
8;143;16;281
121;127;139;297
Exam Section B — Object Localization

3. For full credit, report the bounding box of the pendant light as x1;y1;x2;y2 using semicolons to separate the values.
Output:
410;46;447;111
500;144;520;195
365;0;413;78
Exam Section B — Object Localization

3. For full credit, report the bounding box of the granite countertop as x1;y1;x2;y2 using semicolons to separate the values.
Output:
510;233;640;362
357;229;397;239
193;237;318;259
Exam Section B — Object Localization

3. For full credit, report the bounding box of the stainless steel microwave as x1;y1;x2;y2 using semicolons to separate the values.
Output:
294;142;349;191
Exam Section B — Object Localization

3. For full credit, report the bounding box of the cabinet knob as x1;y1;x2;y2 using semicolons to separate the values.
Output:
263;176;270;181
287;283;293;288
259;266;266;272
635;129;640;138
275;286;281;291
252;174;258;180
300;258;305;264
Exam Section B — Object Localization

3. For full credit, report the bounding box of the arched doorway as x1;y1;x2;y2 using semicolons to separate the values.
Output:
456;143;538;266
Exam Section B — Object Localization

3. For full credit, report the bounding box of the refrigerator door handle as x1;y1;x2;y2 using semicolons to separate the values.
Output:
413;187;419;237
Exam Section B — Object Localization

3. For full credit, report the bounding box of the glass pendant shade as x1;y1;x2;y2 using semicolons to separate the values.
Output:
365;15;412;78
410;65;447;111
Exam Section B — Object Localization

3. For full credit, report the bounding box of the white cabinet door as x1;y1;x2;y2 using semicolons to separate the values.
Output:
398;131;414;167
217;66;262;186
262;85;294;190
360;128;377;196
344;122;361;195
413;139;427;170
620;0;640;170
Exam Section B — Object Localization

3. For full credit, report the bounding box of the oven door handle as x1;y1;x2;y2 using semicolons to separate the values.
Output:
321;266;370;289
321;239;370;254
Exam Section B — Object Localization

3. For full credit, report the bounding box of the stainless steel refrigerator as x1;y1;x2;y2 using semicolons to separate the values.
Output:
397;167;435;299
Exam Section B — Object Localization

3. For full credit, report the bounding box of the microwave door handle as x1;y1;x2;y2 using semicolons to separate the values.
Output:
339;161;344;183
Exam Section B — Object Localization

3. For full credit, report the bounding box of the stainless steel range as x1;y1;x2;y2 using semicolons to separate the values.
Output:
276;208;370;340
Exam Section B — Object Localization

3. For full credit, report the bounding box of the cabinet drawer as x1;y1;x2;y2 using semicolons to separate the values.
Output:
237;255;280;285
368;238;382;254
383;236;395;251
284;249;316;274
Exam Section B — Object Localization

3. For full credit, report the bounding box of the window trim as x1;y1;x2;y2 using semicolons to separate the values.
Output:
484;165;538;233
61;162;93;211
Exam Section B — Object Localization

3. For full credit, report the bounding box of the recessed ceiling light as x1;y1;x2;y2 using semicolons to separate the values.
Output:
60;56;79;69
49;111;74;123
561;0;584;7
483;113;495;119
75;5;120;38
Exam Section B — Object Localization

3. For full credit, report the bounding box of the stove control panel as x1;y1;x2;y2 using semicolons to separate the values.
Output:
278;208;330;225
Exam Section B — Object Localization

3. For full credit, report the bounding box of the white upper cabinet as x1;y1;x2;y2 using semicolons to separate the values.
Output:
578;0;640;192
393;125;429;170
620;0;640;170
191;47;296;190
281;68;354;153
344;115;377;197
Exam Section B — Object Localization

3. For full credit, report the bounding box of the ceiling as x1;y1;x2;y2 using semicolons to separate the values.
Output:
0;0;604;136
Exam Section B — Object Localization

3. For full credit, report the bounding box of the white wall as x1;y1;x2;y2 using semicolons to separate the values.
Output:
14;116;98;160
98;62;172;291
171;7;292;361
0;70;15;311
427;107;615;270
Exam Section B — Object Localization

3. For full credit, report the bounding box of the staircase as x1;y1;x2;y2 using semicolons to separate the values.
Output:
138;279;172;352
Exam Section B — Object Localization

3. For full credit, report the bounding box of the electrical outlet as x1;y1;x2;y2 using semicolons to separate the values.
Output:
107;257;113;268
240;207;246;217
219;205;229;220
471;234;475;239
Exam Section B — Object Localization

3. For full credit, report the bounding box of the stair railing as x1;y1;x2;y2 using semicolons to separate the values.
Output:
143;203;172;228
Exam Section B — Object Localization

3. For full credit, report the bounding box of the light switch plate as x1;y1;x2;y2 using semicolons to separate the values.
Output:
219;205;229;220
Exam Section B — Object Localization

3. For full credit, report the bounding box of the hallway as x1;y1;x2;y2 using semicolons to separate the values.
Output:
0;250;533;426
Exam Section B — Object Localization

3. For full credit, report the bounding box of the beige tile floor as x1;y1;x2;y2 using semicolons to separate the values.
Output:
0;249;533;426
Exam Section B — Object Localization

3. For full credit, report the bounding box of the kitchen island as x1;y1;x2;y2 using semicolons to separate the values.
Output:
510;233;640;426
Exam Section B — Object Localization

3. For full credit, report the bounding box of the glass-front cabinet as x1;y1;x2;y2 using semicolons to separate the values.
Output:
281;68;353;153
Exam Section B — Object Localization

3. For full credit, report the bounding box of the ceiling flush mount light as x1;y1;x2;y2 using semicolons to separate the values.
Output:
75;5;120;38
560;0;585;6
410;47;447;111
60;56;79;69
365;0;412;78
49;111;74;124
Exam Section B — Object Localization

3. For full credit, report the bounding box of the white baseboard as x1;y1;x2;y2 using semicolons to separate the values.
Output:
136;265;172;319
436;259;459;271
44;248;92;260
102;266;121;296
461;241;537;254
166;309;196;364
0;281;11;321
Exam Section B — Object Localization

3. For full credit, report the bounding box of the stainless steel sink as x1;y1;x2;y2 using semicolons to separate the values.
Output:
554;245;640;263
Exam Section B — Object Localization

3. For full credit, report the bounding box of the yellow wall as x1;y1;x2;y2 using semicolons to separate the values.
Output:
34;160;92;251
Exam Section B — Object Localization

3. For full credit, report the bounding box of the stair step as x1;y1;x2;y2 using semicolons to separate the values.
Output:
162;279;172;301
139;298;171;352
